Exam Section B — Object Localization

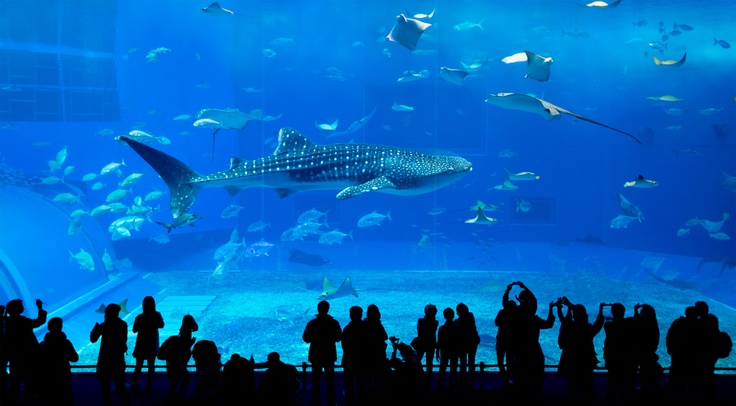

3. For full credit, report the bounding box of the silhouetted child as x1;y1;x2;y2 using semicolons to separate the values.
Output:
302;300;342;406
557;298;604;405
4;298;47;404
36;317;78;406
455;302;480;388
221;353;255;405
414;304;439;383
256;352;300;405
90;303;130;406
388;337;424;399
436;307;460;392
158;314;199;399
496;284;518;385
342;305;366;406
131;295;164;393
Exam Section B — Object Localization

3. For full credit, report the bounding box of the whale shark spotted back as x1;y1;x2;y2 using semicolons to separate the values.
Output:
119;128;472;218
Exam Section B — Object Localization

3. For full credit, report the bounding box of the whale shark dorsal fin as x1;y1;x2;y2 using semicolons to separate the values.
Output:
274;128;317;156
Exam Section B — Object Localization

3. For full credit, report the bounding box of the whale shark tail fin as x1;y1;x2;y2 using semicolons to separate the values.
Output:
119;136;202;217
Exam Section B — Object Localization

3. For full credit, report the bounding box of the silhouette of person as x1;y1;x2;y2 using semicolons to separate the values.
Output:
4;298;47;404
455;302;480;388
556;298;604;405
414;304;439;383
256;352;300;405
342;305;366;406
36;317;78;406
436;307;460;392
496;284;518;386
90;303;130;406
510;281;555;403
602;302;636;405
632;303;661;402
221;353;255;406
161;314;199;399
302;300;342;406
131;295;164;393
388;337;424;399
693;302;720;403
665;305;698;400
362;304;388;400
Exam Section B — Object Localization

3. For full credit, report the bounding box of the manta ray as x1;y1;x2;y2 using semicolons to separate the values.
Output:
194;108;257;161
319;276;358;300
119;128;472;218
386;14;431;50
485;93;641;143
439;67;469;85
201;2;241;16
501;51;553;82
465;208;498;225
653;53;687;67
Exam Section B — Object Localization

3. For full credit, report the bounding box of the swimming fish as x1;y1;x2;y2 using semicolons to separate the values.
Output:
386;14;431;51
465;208;498;225
610;214;638;229
701;212;729;233
453;20;484;31
319;276;358;300
647;95;684;102
485;93;640;143
698;107;723;115
616;193;644;221
653;53;686;67
326;107;377;138
357;210;392;227
397;70;430;83
156;213;204;233
624;174;659;188
315;119;339;131
194;108;254;161
580;0;621;7
713;38;731;49
505;168;540;181
392;102;414;112
120;128;471;219
516;199;532;213
201;2;241;16
494;179;518;191
439;67;469;85
287;248;332;267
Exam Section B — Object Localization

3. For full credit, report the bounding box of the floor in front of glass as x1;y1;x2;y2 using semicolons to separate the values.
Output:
73;241;736;369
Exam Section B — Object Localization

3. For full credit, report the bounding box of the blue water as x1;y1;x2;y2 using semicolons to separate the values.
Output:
0;1;735;366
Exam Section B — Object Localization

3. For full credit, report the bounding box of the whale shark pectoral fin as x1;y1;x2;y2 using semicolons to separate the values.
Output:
273;188;296;198
336;176;397;199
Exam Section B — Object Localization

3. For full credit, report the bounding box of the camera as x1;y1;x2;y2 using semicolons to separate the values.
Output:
389;336;399;344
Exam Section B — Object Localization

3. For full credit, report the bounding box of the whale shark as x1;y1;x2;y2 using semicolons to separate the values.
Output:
119;127;472;218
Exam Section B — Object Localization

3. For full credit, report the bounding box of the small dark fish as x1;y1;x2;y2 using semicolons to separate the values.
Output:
658;28;665;34
632;19;648;27
670;29;682;36
673;23;693;31
661;34;669;42
287;248;332;267
714;38;731;49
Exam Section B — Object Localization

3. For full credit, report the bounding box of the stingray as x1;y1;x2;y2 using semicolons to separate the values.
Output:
439;67;469;85
524;51;553;82
201;2;242;16
653;52;686;67
318;276;358;300
195;108;253;160
465;208;498;225
326;106;377;138
288;248;332;267
386;14;431;51
485;93;641;143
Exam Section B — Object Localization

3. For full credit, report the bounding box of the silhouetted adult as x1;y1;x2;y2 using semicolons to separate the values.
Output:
455;302;480;388
221;353;255;406
414;304;439;383
36;317;78;406
256;352;300;405
159;314;198;399
556;298;604;404
694;303;720;404
362;304;389;400
342;305;366;406
665;305;698;400
510;281;555;403
4;298;47;404
436;307;460;392
131;295;164;393
302;300;342;406
602;302;635;405
90;303;130;406
0;304;6;403
632;303;661;402
496;284;518;386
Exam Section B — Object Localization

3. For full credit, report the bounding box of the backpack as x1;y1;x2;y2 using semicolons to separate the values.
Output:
716;331;733;359
157;335;179;361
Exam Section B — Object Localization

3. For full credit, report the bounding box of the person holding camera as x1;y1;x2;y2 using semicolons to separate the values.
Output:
556;297;605;405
